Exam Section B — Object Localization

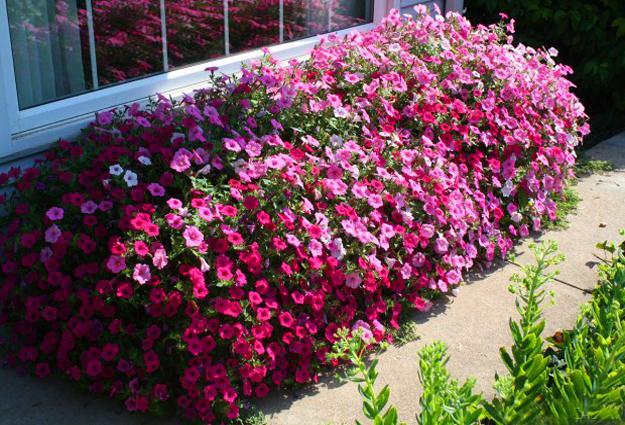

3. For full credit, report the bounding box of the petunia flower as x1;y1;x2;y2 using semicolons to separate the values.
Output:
44;224;61;244
123;170;138;187
106;255;126;273
109;164;124;176
45;207;64;221
183;225;204;248
132;264;151;285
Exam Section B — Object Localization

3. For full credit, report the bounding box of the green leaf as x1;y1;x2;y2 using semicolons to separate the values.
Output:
383;407;398;425
363;400;377;419
376;385;390;411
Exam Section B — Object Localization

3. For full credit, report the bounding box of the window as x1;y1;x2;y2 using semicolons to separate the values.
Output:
5;0;373;110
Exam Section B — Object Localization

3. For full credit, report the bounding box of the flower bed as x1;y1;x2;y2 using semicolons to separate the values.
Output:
0;8;588;424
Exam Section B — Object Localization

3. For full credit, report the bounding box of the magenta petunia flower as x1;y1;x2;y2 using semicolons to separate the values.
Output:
106;255;126;273
147;183;165;197
45;207;64;221
44;224;61;244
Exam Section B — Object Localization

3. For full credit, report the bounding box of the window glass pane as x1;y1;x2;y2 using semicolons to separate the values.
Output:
90;0;164;85
7;0;92;109
284;0;328;41
7;0;372;111
7;0;165;109
228;0;280;54
166;0;225;69
330;0;373;32
284;0;372;42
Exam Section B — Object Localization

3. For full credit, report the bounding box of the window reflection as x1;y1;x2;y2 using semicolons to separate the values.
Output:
284;0;329;41
86;0;164;85
228;0;280;54
7;0;373;110
330;0;372;32
166;0;224;69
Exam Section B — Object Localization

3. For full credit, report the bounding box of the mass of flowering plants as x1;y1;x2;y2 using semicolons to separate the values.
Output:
0;7;588;424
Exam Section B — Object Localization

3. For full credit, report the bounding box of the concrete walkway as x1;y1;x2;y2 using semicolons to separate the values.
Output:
1;133;625;425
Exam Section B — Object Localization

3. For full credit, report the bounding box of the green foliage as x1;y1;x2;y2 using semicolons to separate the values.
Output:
483;241;563;424
545;187;581;231
391;321;420;347
547;232;625;423
574;156;615;177
230;406;268;425
328;329;402;425
335;239;625;424
465;0;625;143
417;342;484;425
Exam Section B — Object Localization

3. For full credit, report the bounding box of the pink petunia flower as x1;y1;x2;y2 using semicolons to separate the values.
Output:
80;201;98;214
147;183;165;197
133;263;151;285
434;236;449;254
368;194;383;209
352;320;373;342
44;224;62;244
152;248;168;270
183;225;204;247
345;273;362;289
170;148;193;172
46;207;64;221
106;255;126;273
223;138;242;152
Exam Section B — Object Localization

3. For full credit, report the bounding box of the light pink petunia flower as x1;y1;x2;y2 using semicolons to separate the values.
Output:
133;263;151;285
183;225;204;248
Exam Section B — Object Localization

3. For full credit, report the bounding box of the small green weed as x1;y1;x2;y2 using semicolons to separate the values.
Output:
391;321;420;347
230;405;267;425
546;186;581;231
575;156;614;177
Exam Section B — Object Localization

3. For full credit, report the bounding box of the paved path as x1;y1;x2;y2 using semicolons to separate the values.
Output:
1;133;625;425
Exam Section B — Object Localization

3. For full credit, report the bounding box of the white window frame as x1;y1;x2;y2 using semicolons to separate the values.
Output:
0;0;386;161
